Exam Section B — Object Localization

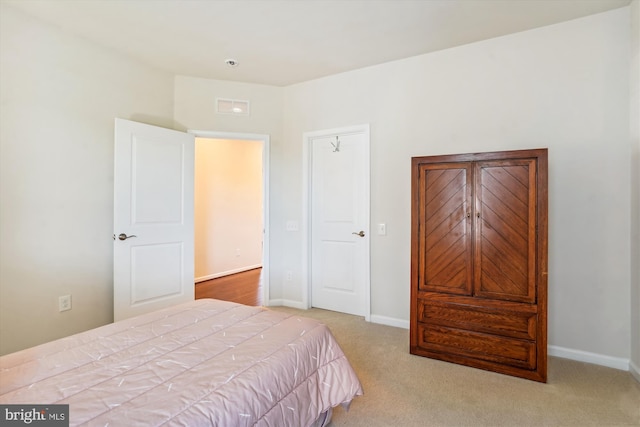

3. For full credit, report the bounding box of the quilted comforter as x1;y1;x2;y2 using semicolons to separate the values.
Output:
0;299;363;426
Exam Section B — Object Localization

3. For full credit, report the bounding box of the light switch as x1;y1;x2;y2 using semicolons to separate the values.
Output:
378;223;386;235
286;220;299;231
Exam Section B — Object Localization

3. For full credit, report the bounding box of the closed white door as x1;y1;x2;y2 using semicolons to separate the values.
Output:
310;128;369;316
113;119;195;321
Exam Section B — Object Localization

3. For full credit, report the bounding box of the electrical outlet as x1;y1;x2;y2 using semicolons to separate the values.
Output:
285;270;293;281
285;220;299;232
236;248;241;257
58;295;71;312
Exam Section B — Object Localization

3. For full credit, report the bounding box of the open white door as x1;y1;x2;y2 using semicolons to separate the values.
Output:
114;118;195;321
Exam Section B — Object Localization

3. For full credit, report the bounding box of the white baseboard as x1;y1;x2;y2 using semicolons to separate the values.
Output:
630;360;640;383
265;299;283;307
370;314;410;329
266;299;308;310
195;264;262;283
548;345;630;371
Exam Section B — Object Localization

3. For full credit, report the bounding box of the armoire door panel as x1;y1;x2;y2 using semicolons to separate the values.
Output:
418;163;473;295
479;235;528;295
424;168;465;205
478;186;528;240
481;167;529;215
480;205;528;255
425;212;467;253
425;239;469;293
475;160;537;303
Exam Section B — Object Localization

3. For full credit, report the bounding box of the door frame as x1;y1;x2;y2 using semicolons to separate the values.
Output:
189;129;270;306
302;124;371;321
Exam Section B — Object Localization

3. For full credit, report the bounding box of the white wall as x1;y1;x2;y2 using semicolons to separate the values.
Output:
0;5;175;355
283;8;632;361
1;2;635;372
630;0;640;381
194;138;263;280
173;76;284;300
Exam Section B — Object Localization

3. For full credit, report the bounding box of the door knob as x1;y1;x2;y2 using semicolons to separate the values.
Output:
352;231;365;237
117;233;137;241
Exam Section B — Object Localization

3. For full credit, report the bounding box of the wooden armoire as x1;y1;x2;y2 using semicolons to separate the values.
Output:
410;148;548;382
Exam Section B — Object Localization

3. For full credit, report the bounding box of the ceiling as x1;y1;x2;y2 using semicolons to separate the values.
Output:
5;0;631;87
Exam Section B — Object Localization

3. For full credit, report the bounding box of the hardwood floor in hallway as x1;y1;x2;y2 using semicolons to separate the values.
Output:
195;268;263;306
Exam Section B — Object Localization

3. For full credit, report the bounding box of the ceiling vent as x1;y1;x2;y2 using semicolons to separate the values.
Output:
216;98;250;116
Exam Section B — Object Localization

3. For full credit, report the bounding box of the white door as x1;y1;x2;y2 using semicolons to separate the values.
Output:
113;118;195;321
309;128;369;316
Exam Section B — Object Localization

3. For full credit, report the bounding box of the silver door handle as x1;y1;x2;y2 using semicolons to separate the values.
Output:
116;233;137;241
352;231;365;237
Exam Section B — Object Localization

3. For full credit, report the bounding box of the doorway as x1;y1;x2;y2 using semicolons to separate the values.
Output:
190;131;270;306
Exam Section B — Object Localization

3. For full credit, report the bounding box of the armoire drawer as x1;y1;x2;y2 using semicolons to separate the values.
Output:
417;323;536;370
417;297;537;340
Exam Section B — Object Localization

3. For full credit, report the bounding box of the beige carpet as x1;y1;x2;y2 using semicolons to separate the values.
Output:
269;306;640;427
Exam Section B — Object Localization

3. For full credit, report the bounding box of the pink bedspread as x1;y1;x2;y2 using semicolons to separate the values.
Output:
0;299;363;426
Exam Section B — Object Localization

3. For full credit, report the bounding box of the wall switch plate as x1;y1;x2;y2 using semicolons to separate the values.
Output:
286;220;299;231
378;223;387;235
59;295;71;312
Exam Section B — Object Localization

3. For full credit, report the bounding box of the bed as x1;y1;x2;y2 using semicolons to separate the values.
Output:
0;299;363;426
